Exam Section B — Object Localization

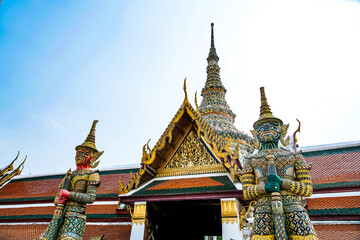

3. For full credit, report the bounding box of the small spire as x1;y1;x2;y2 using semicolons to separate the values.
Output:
259;87;273;118
76;120;100;152
211;23;215;48
253;87;283;128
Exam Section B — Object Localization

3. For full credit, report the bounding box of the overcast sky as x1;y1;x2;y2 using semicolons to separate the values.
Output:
1;0;359;175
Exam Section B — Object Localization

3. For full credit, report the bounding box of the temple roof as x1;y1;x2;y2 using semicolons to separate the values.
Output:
199;24;254;151
118;83;244;198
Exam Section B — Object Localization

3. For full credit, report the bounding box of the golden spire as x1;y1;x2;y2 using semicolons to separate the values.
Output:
76;120;100;152
253;87;283;128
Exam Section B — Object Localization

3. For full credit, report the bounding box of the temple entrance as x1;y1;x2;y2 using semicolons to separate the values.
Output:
147;200;222;240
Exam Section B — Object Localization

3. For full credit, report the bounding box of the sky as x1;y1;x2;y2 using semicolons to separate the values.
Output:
0;0;359;175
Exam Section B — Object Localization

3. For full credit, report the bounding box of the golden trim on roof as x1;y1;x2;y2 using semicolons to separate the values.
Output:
157;164;226;177
119;80;243;196
0;152;26;188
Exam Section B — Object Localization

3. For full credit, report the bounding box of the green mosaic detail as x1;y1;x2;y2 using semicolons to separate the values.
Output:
308;208;360;215
313;181;360;189
302;145;360;158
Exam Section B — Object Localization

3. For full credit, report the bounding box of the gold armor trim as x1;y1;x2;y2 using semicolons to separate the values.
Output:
251;235;275;240
288;235;318;240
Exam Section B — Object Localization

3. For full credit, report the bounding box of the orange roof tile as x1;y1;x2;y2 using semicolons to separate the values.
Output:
147;177;224;190
307;196;360;210
314;224;360;240
0;178;61;200
305;150;360;185
0;224;132;240
0;172;131;201
0;204;118;217
0;206;54;217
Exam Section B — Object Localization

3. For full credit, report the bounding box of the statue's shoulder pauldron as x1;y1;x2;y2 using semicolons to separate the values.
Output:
241;157;255;175
88;170;100;186
294;153;312;170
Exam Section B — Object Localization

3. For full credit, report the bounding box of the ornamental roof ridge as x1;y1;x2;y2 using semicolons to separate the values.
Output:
118;81;244;196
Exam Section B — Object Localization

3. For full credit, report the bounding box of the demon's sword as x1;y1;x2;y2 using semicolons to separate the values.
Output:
39;169;72;240
266;155;288;240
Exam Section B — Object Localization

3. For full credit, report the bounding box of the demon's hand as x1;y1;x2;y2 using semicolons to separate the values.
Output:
57;189;70;204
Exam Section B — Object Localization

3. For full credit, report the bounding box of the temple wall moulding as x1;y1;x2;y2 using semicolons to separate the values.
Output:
221;198;239;224
128;202;147;226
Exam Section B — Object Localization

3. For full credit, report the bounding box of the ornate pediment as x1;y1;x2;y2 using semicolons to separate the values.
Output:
157;130;225;177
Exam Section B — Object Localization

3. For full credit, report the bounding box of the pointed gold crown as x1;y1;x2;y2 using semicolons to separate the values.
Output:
253;87;283;128
76;120;99;152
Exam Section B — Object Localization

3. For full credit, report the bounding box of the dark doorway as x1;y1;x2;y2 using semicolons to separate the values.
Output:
147;200;221;240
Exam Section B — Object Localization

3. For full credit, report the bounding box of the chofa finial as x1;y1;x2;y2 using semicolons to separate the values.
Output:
183;78;188;101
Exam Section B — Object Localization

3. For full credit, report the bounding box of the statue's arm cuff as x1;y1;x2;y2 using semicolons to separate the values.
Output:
257;182;267;195
282;179;292;190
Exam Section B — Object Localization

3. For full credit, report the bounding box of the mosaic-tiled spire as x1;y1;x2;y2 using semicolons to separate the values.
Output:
199;23;254;150
199;23;236;125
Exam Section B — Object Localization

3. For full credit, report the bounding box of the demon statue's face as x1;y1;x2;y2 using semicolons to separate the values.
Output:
256;122;281;145
75;147;93;167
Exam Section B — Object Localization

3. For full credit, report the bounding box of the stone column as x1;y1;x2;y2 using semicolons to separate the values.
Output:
130;202;147;240
221;198;243;240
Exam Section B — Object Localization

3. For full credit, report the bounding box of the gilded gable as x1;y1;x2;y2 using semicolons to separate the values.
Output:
157;130;225;177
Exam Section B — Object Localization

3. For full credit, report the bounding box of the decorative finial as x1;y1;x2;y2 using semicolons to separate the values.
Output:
195;91;200;114
183;78;188;101
253;87;283;128
211;23;215;48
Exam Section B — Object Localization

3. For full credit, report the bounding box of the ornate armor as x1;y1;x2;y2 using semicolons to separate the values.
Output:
242;88;318;240
242;149;317;239
39;120;103;240
54;169;100;239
